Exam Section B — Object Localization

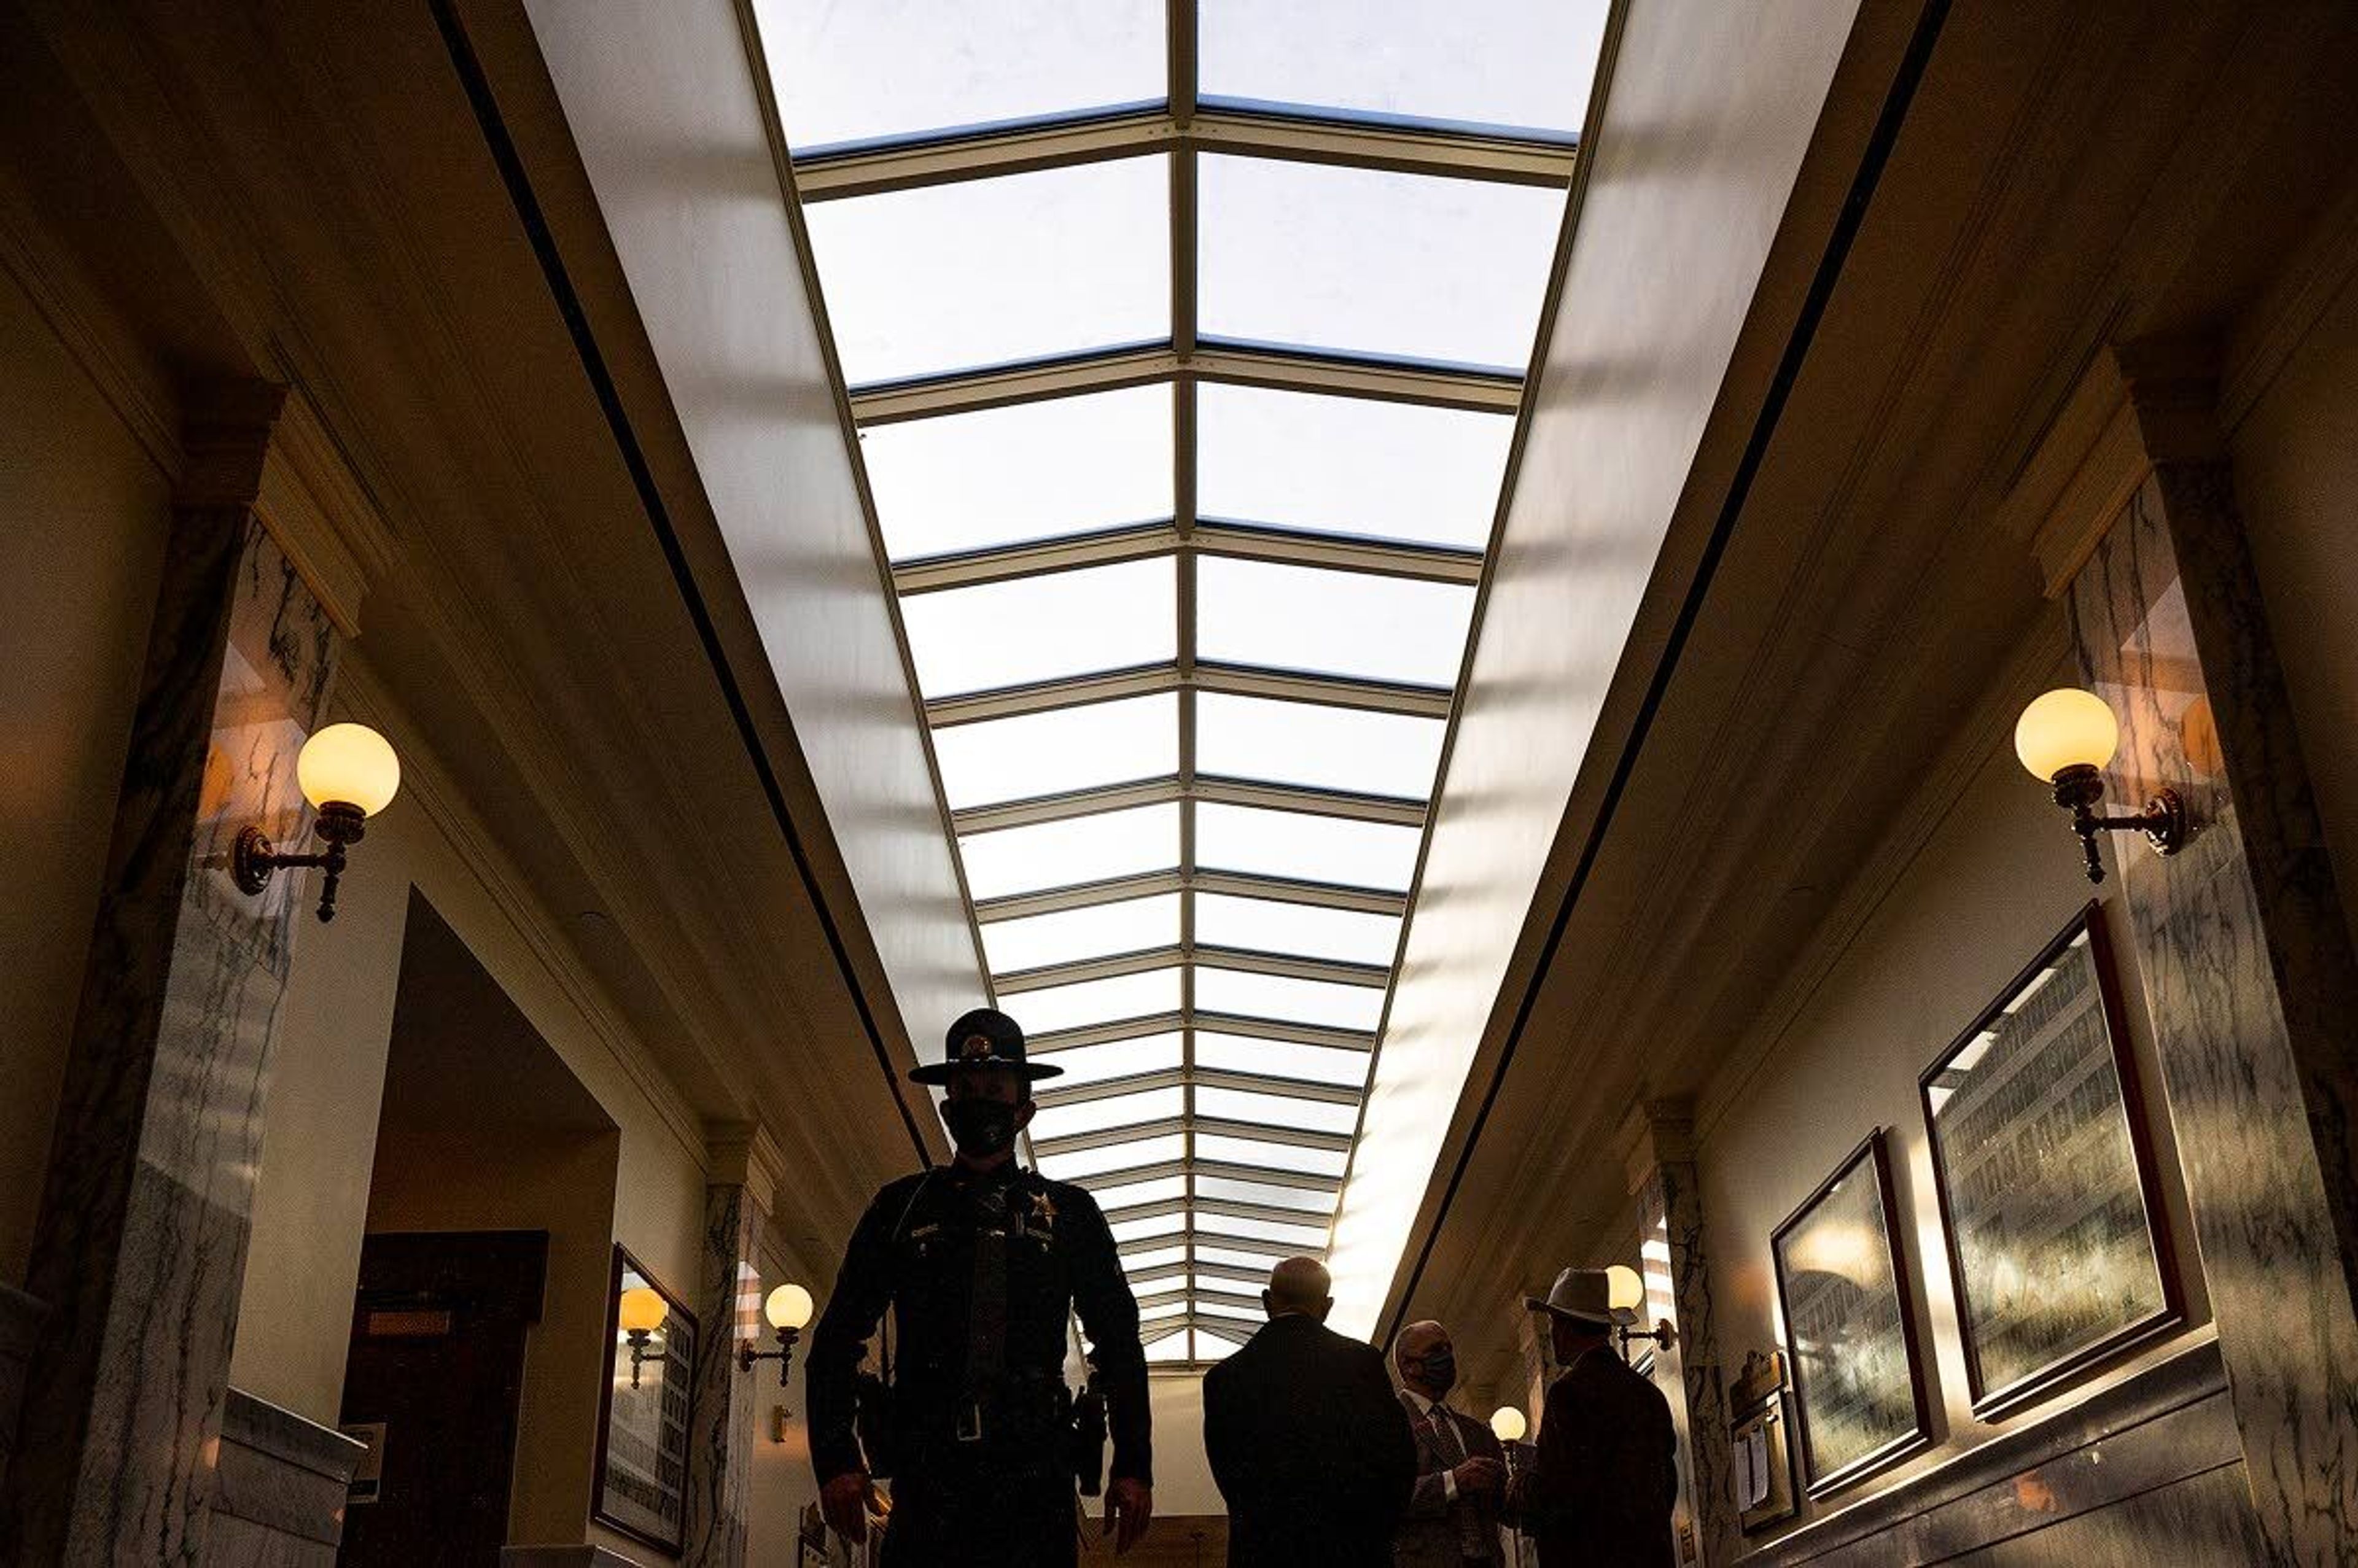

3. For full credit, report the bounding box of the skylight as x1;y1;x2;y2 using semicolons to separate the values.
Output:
754;0;1599;1366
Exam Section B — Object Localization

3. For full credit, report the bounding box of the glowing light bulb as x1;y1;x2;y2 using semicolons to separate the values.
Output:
297;723;401;816
765;1283;815;1331
617;1286;667;1334
1490;1407;1527;1443
2014;689;2119;782
1605;1263;1646;1313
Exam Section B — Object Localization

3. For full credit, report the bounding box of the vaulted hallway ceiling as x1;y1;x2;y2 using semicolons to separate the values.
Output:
748;0;1610;1364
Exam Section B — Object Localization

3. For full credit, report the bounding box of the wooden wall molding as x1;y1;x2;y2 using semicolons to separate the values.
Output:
1998;340;2227;600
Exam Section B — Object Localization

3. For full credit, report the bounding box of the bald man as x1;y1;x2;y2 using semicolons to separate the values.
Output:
1202;1258;1417;1566
1392;1321;1509;1568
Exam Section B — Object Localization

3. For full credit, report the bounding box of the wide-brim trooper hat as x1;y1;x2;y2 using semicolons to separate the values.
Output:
909;1007;1065;1085
1524;1267;1636;1329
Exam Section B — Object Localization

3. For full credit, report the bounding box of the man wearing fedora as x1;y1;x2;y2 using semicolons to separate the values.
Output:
806;1008;1154;1565
1513;1269;1678;1567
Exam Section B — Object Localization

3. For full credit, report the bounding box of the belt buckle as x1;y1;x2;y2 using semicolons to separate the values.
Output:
955;1400;984;1443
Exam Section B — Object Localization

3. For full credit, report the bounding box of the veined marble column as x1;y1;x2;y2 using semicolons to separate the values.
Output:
685;1123;785;1568
1621;1100;1735;1568
2050;347;2358;1565
4;386;343;1566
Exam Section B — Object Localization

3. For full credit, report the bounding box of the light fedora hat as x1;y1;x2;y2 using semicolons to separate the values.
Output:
1523;1267;1636;1329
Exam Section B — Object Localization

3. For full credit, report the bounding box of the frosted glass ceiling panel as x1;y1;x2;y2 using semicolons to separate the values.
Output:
1196;894;1403;968
1197;557;1474;688
1010;966;1183;1036
1196;1134;1348;1177
1196;1175;1340;1214
959;804;1180;899
809;160;1170;386
1197;1244;1312;1272
1196;1332;1240;1361
863;387;1173;561
1195;1085;1361;1136
1195;968;1387;1031
904;558;1176;697
1196;1298;1264;1322
1195;1033;1371;1087
1110;1211;1187;1243
1194;804;1422;891
1197;386;1512;548
981;895;1181;974
1138;1298;1189;1322
1030;1085;1185;1143
1094;1174;1190;1211
1197;1211;1333;1247
1030;1032;1185;1088
1197;0;1607;138
933;694;1178;807
1199;157;1562;370
1125;1241;1190;1272
1146;1333;1194;1363
1196;694;1445;800
1038;1133;1185;1181
755;0;1165;152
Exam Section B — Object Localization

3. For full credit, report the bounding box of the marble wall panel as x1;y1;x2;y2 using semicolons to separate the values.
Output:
6;511;335;1565
1639;1158;1739;1566
685;1180;763;1567
204;1386;366;1567
2070;472;2358;1565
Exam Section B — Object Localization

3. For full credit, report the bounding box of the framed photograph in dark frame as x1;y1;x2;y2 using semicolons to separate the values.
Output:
593;1245;697;1554
1771;1130;1931;1496
1919;902;2181;1418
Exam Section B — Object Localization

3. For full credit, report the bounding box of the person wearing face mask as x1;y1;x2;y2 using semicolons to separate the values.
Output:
1391;1321;1511;1568
805;1008;1153;1565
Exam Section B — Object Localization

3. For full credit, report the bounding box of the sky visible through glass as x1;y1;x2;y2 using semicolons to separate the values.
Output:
755;0;1605;1365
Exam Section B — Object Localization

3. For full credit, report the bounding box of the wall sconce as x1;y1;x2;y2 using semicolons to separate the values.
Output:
233;723;400;921
617;1285;668;1389
1606;1263;1678;1356
2014;689;2185;883
742;1284;815;1400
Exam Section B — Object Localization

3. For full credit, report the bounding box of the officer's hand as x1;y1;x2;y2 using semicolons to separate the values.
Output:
1105;1475;1153;1554
822;1470;874;1543
1454;1456;1506;1499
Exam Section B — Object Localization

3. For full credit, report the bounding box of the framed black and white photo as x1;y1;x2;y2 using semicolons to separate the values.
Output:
594;1246;696;1554
1920;904;2179;1416
1771;1130;1930;1495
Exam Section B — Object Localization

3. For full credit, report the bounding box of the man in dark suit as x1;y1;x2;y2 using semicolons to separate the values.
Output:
1391;1319;1508;1567
1203;1257;1417;1566
1512;1269;1678;1568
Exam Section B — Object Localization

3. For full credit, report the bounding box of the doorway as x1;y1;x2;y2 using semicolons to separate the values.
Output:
337;893;621;1563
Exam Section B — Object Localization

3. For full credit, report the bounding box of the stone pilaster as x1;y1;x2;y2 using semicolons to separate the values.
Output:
2049;345;2358;1565
1621;1100;1735;1568
4;384;343;1566
685;1123;785;1568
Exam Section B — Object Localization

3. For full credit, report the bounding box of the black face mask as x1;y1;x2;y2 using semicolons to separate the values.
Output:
943;1098;1020;1159
1417;1351;1458;1393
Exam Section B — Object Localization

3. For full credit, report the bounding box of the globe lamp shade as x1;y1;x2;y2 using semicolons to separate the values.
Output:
617;1286;667;1335
1490;1407;1528;1443
2014;689;2119;782
765;1283;815;1332
1605;1263;1646;1313
297;723;401;817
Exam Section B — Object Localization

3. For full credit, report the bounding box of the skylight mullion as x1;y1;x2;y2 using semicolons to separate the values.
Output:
1191;949;1390;990
975;869;1404;925
790;114;1575;205
1027;1014;1191;1054
1195;1196;1345;1230
1186;1014;1375;1052
1036;1117;1191;1162
1191;1160;1342;1195
846;343;1520;425
1035;1067;1191;1109
994;948;1185;995
922;665;1452;728
1189;1117;1351;1154
1189;1067;1366;1106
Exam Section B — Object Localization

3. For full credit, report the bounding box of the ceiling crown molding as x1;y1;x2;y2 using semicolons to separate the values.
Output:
179;379;394;637
1997;338;2224;600
707;1120;789;1216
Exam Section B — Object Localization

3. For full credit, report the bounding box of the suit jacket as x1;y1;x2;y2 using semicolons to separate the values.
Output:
1525;1347;1678;1568
1203;1315;1417;1567
1395;1391;1508;1568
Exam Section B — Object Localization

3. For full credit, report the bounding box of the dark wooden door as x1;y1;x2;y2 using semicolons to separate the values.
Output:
337;1231;547;1568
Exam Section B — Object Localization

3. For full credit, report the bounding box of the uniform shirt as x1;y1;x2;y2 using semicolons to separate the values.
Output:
806;1161;1150;1486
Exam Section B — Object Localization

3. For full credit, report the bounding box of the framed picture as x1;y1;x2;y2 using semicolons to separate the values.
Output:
593;1246;697;1554
1771;1130;1930;1496
1920;903;2180;1416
